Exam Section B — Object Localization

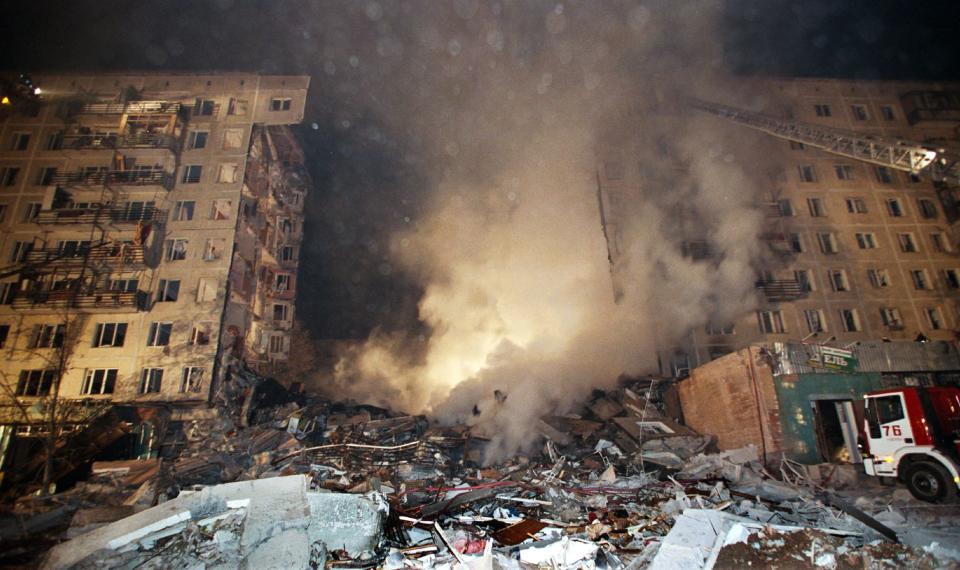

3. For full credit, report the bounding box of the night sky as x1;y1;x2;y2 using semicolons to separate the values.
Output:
3;0;958;340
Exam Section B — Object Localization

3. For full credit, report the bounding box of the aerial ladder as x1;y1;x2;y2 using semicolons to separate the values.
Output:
691;99;960;186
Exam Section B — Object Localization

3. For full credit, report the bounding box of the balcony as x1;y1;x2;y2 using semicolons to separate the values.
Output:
73;101;182;116
756;279;808;301
12;288;148;312
900;91;960;125
50;169;173;189
22;245;146;270
34;205;166;226
56;132;179;152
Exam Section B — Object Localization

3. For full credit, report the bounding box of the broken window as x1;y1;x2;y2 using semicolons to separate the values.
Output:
173;200;195;222
17;369;55;397
190;322;212;345
203;238;226;261
880;307;903;329
757;310;786;334
222;128;244;150
270;97;292;111
92;322;127;348
180;367;205;393
139;368;163;394
839;309;861;332
227;98;248;116
166;239;188;261
217;163;239;183
156;279;180;302
211;199;232;220
867;269;891;288
197;278;218;303
82;368;117;395
146;322;172;347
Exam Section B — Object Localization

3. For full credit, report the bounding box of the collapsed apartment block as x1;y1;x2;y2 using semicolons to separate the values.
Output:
0;72;310;492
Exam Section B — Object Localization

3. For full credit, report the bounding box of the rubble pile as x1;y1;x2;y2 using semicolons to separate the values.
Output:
5;375;960;568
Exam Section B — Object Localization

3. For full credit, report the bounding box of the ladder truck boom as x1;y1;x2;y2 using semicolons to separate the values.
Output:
691;99;960;186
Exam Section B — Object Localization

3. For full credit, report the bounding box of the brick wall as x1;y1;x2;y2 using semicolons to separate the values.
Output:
677;346;783;457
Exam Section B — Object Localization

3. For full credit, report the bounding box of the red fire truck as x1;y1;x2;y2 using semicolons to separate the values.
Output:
861;387;960;503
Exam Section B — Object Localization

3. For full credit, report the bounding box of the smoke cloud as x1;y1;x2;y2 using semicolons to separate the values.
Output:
319;0;774;460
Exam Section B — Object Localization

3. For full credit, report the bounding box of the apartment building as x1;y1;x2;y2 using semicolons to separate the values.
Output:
598;78;960;373
0;73;309;427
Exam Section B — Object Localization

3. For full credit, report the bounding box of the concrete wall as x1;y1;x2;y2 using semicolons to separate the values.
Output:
677;346;783;458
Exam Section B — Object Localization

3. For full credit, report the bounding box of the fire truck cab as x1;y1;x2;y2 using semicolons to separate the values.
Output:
862;387;960;503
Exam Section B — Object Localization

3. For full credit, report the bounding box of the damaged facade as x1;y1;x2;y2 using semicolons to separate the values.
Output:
0;72;310;491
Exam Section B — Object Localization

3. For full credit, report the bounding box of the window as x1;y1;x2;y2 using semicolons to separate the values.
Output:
945;269;960;289
118;201;155;222
868;269;891;288
16;370;55;397
280;245;295;262
874;395;904;424
925;307;943;330
165;239;188;261
21;202;40;222
173;200;195;222
880;307;903;329
814;104;832;117
807;197;826;217
269;335;287;354
227;98;248;116
1;166;21;186
187;131;208;150
795;269;813;291
886;198;904;217
0;324;8;348
817;232;838;254
798;165;817;183
139;368;163;394
757;310;786;334
834;164;855;180
9;132;30;151
0;203;7;222
931;232;952;253
918;199;937;219
874;167;894;184
274;273;291;292
222;128;244;150
110;278;139;292
181;165;202;184
908;173;922;184
156;279;180;302
211;199;232;220
789;141;805;151
217;163;239;183
279;217;294;235
789;233;805;253
911;269;930;290
850;104;869;121
193;98;216;116
37;166;57;186
31;324;65;348
92;322;127;347
845;198;867;213
273;304;289;322
777;199;794;217
181;367;205;393
855;233;878;250
190;322;212;345
197;278;218;302
880;105;896;121
839;309;861;332
898;233;918;253
270;97;292;111
804;309;826;333
704;323;735;335
829;269;850;292
203;238;225;261
146;322;172;347
81;369;117;395
0;282;16;304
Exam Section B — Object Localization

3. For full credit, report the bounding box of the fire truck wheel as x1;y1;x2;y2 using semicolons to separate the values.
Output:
904;461;953;503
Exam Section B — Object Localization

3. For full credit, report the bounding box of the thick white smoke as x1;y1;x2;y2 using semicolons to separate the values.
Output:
324;0;771;460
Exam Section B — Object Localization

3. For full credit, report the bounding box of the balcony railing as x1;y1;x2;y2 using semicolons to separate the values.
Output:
50;169;173;188
12;289;148;312
35;206;166;225
756;279;808;301
23;245;146;269
57;132;178;152
76;101;181;116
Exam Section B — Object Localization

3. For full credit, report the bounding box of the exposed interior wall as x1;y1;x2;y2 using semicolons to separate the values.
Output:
677;346;783;458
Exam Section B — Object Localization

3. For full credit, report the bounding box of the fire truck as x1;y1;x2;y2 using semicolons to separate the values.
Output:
861;387;960;503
